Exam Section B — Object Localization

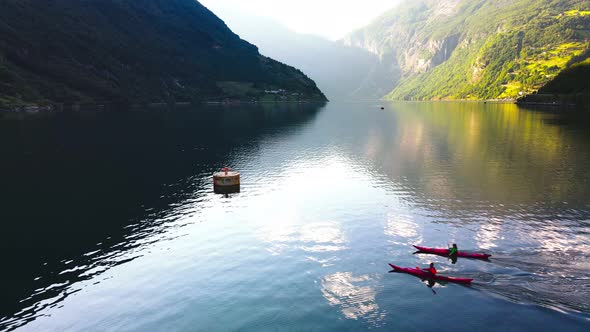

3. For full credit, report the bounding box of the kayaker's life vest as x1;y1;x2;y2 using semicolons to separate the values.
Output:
427;267;437;275
449;247;458;256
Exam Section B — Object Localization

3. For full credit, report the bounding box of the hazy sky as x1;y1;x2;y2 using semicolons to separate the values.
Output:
200;0;399;40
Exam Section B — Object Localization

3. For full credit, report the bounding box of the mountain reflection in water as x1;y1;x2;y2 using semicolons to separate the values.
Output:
1;101;589;331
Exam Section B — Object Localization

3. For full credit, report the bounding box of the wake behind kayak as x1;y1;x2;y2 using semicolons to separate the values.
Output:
388;263;473;284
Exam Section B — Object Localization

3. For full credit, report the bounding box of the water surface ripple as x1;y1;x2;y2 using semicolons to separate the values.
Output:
1;102;589;331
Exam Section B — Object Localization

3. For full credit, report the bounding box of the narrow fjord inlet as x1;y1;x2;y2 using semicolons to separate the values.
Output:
1;1;589;331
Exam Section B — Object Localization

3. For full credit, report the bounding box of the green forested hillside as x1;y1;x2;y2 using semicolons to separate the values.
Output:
0;0;326;108
344;0;590;101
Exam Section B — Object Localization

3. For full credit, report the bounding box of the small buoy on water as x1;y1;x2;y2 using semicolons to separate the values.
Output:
213;167;240;193
380;106;385;110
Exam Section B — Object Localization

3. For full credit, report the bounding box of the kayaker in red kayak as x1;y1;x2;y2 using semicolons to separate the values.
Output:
449;244;458;257
421;262;437;275
389;263;473;284
448;243;459;264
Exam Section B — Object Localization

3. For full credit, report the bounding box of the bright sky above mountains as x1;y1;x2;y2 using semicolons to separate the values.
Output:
200;0;399;40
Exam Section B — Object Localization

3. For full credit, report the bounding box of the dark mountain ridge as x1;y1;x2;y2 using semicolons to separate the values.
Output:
0;0;326;108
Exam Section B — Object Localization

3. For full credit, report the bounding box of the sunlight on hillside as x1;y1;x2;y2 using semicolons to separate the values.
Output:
499;42;588;98
563;9;590;17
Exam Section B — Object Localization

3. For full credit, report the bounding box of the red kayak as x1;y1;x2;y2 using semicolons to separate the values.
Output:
413;245;491;260
388;264;473;284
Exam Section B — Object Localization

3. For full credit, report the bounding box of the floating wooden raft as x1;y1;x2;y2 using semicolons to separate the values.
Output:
213;167;240;187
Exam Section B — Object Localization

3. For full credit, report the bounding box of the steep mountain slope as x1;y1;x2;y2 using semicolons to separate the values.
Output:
0;0;326;107
344;0;590;100
212;10;389;100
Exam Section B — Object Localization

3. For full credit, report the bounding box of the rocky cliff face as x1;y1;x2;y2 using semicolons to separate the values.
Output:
341;0;465;88
343;0;590;100
400;33;462;73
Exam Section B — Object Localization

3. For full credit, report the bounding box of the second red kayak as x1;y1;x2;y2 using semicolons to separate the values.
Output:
413;245;491;260
388;264;473;284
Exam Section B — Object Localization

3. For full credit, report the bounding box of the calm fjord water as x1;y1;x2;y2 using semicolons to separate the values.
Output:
1;102;589;331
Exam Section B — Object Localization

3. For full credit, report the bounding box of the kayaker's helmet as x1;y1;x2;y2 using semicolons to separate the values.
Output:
452;243;457;248
430;262;435;267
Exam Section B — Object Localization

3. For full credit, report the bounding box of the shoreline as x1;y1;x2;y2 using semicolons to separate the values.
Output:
0;99;328;114
2;96;587;114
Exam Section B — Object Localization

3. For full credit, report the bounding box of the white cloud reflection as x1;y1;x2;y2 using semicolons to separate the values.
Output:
261;221;347;257
321;272;386;326
385;211;422;245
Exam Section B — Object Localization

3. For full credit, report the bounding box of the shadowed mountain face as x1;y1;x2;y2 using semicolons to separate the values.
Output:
0;0;326;106
538;59;590;95
517;57;590;108
214;11;394;101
